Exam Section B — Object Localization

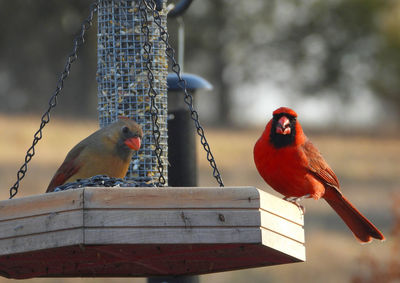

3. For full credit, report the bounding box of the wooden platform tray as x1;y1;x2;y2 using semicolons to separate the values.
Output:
0;187;305;279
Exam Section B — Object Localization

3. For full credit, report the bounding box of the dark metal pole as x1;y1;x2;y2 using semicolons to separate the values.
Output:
168;109;197;187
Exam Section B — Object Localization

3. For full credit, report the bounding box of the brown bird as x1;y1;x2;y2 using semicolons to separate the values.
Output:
254;107;385;243
46;118;143;193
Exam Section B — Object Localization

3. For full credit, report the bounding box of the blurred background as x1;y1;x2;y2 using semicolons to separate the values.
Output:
0;0;399;282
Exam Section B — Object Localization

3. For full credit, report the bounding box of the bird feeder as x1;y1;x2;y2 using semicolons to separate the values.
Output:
0;187;304;279
0;0;305;279
97;0;168;183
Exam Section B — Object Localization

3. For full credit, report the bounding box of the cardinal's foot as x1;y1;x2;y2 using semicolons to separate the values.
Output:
283;195;311;214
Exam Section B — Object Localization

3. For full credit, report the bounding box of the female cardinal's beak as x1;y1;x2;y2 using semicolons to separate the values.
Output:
276;116;291;135
124;137;141;150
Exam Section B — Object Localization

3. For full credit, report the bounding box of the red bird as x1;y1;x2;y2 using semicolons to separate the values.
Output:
254;107;385;243
46;118;143;193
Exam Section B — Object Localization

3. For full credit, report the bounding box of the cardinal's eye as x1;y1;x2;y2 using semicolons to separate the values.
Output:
122;126;129;134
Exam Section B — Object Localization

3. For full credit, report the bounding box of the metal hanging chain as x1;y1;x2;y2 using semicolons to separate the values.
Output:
139;0;166;186
8;2;98;199
143;0;225;187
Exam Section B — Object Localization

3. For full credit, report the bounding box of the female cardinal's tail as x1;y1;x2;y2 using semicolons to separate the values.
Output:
324;187;385;243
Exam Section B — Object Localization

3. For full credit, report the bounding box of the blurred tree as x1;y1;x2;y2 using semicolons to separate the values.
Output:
178;0;400;124
372;1;400;115
0;0;97;117
1;0;400;123
168;1;238;126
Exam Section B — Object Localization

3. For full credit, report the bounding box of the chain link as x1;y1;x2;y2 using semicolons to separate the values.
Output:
139;0;167;185
144;0;225;187
8;2;98;199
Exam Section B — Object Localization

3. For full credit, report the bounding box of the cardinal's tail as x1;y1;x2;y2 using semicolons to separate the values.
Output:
324;187;385;243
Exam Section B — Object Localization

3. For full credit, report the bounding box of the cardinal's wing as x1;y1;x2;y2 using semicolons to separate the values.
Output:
46;144;85;192
302;140;340;189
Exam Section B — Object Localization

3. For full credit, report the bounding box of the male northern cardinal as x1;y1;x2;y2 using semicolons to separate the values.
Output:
254;107;385;243
46;118;143;193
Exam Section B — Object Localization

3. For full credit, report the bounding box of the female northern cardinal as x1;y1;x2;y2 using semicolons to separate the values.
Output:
46;118;143;193
254;107;385;243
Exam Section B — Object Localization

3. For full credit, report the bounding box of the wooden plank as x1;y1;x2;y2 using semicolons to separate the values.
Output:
84;187;303;223
261;228;306;262
260;210;304;243
0;243;302;279
0;229;83;256
84;209;303;244
0;210;83;240
259;189;304;225
84;187;262;209
84;209;261;228
84;227;262;245
0;189;84;221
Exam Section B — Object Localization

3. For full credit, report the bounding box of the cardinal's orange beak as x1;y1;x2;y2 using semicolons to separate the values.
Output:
124;137;141;151
276;116;291;135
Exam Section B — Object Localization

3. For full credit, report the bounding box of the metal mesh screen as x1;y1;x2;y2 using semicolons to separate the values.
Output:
97;0;168;184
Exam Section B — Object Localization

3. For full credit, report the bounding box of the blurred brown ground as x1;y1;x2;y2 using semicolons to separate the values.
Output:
0;115;398;283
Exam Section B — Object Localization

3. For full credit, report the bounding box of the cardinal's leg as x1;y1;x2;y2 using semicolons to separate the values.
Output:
283;194;312;214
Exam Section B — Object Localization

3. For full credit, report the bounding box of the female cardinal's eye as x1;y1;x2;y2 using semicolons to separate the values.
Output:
122;126;129;134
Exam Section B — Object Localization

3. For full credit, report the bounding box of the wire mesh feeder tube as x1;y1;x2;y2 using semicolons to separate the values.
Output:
97;0;168;185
